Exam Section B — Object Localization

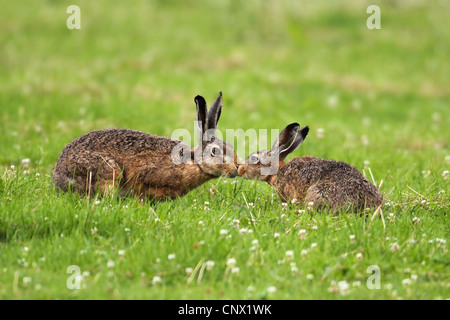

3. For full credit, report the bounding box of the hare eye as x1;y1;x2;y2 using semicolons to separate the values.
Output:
211;146;221;157
250;155;259;164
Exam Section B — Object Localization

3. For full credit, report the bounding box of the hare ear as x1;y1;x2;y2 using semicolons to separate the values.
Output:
194;95;208;134
207;92;222;132
271;123;309;161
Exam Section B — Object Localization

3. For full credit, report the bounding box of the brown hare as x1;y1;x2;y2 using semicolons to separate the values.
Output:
238;123;383;213
53;92;239;200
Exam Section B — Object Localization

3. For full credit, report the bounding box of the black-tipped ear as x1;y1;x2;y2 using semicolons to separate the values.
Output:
194;95;207;134
271;123;308;161
207;92;222;131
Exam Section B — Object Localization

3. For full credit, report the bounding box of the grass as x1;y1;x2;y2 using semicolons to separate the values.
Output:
0;0;449;299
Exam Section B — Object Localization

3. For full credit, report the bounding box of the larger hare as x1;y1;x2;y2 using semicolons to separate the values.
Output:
53;92;239;200
238;123;383;213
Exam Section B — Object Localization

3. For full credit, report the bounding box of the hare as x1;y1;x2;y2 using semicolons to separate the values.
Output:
52;92;239;200
238;123;383;213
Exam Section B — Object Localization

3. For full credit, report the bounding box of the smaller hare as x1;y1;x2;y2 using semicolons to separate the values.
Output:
238;123;383;213
53;92;239;200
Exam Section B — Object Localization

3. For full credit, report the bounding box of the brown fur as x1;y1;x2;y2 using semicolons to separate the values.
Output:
238;124;383;213
52;93;239;200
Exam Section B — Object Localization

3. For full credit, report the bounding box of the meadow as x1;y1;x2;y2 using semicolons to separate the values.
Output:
0;0;448;299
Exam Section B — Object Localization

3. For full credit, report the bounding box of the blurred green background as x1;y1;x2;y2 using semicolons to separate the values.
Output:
0;0;449;186
0;0;449;300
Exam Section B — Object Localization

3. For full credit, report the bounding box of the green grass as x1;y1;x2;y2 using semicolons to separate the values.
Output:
0;0;449;299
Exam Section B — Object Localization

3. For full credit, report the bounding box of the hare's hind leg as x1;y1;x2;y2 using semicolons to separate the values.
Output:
95;156;124;196
54;154;123;197
305;181;344;212
306;181;361;213
305;183;329;211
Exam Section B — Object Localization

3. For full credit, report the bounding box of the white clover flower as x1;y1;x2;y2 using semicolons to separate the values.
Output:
94;200;101;205
361;135;369;146
352;281;361;287
247;286;255;292
316;128;324;139
298;229;307;240
327;95;338;108
442;170;449;180
338;281;350;295
311;243;317;249
251;239;259;246
306;274;314;280
185;267;193;275
384;283;393;290
118;250;125;256
168;253;176;260
402;278;412;286
274;232;280;239
152;276;162;285
220;229;229;235
231;267;240;274
106;260;115;268
291;266;299;274
205;260;215;271
356;253;363;261
285;250;294;261
390;242;400;252
312;225;318;231
301;249;308;256
412;217;420;224
349;234;355;242
267;286;277;294
226;258;237;268
239;228;248;234
23;277;32;285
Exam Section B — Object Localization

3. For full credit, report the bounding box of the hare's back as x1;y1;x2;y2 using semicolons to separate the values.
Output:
61;128;179;156
282;156;369;183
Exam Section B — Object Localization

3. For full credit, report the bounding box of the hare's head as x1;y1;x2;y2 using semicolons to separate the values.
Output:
238;123;309;181
193;92;239;178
